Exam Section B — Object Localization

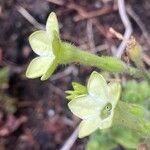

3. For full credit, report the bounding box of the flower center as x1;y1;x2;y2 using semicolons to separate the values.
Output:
100;103;112;119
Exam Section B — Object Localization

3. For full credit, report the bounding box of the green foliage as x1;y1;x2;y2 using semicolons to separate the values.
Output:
112;127;141;149
114;101;150;137
121;80;150;104
87;127;141;150
87;130;118;150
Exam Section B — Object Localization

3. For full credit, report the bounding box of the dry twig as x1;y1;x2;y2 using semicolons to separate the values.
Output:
16;6;45;30
109;27;124;40
86;19;96;52
51;65;78;81
126;5;150;48
46;0;64;6
60;126;79;150
46;1;115;22
142;53;150;66
50;84;65;97
116;0;132;58
68;4;115;22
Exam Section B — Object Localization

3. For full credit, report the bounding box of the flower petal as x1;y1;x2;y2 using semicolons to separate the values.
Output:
68;95;99;119
29;30;53;56
108;82;121;106
41;59;58;80
26;56;54;78
88;71;107;99
99;114;114;129
46;12;59;36
79;118;100;138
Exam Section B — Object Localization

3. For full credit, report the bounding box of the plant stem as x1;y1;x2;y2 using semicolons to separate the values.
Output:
61;43;143;77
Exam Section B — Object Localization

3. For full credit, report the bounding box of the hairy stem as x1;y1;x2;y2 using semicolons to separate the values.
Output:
61;43;143;77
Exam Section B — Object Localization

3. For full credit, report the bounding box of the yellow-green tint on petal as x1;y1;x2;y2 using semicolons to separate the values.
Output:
68;95;100;119
99;103;114;129
79;118;100;138
29;31;53;56
46;12;59;36
100;103;112;119
108;82;121;106
87;71;107;99
41;59;58;81
99;114;113;129
26;56;54;78
52;30;62;59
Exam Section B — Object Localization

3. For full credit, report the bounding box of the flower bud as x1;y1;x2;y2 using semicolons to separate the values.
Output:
127;37;142;66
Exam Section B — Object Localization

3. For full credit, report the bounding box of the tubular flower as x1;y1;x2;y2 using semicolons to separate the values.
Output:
26;12;62;80
68;71;121;138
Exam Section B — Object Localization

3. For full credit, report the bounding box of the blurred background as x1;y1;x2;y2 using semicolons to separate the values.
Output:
0;0;150;149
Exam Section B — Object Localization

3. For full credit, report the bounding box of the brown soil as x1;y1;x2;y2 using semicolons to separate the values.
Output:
0;0;149;149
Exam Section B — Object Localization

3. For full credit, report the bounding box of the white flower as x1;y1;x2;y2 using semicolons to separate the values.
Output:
68;71;121;138
26;12;61;80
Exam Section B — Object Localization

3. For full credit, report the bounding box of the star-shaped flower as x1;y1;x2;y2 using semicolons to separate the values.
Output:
26;12;62;80
68;71;121;138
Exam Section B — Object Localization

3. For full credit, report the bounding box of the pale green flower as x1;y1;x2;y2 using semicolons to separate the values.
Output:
68;71;121;138
26;12;62;80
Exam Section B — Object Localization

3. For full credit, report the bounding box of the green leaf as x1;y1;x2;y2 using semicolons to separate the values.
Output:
114;101;150;136
29;30;53;56
26;56;55;78
46;12;59;36
121;80;150;104
112;127;141;149
87;130;118;150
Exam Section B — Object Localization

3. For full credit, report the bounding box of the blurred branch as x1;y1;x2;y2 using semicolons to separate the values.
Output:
46;1;115;21
71;4;115;22
86;19;96;52
60;126;79;150
126;5;150;48
46;0;64;5
116;0;132;58
16;5;45;30
51;65;78;81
